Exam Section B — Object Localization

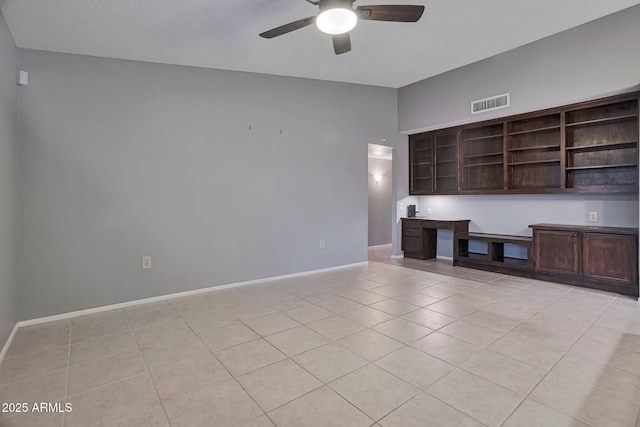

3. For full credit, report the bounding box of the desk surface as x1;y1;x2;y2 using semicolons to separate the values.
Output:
402;218;470;223
530;223;638;235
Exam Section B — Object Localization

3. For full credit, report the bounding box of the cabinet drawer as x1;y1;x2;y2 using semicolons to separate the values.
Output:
403;220;422;229
403;228;422;237
402;236;422;253
583;233;638;286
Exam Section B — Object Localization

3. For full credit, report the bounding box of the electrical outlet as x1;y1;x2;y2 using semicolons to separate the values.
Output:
427;208;432;215
141;256;152;270
588;212;598;222
320;240;325;249
399;203;405;210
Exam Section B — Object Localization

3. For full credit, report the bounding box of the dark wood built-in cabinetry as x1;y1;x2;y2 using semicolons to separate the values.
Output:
401;218;469;260
461;123;504;191
530;224;638;296
456;233;533;274
409;92;639;195
446;223;640;297
409;131;459;194
533;228;580;276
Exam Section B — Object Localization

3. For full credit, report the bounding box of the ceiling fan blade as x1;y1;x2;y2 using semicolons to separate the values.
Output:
356;5;425;22
259;16;316;39
332;33;351;55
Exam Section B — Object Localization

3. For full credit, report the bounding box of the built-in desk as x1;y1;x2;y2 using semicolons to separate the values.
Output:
401;218;470;260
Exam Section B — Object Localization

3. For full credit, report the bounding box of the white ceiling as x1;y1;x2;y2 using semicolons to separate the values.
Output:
2;0;639;88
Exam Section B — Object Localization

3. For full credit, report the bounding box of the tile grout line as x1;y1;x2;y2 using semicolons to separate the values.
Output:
401;280;551;426
175;300;276;425
495;291;619;427
387;261;612;425
386;271;589;426
255;278;487;425
122;309;174;427
193;290;416;424
62;319;72;427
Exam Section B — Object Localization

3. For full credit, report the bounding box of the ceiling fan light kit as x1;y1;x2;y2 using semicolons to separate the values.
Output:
259;0;425;55
316;8;358;35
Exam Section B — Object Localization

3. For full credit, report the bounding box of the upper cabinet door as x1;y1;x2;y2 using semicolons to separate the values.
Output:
409;135;434;194
434;132;459;193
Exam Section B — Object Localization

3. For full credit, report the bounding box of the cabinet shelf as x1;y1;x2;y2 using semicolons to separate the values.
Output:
508;144;560;152
436;159;456;164
462;134;503;142
566;163;638;171
566;141;637;152
508;159;560;166
413;176;432;180
413;161;432;166
463;151;503;159
566;114;637;127
413;147;433;152
508;125;561;136
437;175;457;179
463;161;504;168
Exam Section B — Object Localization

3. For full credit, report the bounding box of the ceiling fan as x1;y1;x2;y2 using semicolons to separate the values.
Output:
259;0;425;55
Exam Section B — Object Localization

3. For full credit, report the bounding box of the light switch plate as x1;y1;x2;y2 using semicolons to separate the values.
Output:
588;212;598;222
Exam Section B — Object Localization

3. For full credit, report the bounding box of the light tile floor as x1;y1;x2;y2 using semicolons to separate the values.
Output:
368;244;392;262
1;260;640;426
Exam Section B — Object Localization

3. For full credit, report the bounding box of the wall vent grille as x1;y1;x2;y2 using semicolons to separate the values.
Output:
471;93;510;114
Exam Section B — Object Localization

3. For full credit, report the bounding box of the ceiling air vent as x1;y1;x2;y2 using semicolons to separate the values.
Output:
471;93;510;114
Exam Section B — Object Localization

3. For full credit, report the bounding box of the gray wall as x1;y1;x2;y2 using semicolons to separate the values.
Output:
398;5;640;259
17;49;402;319
368;157;392;246
398;4;640;133
0;11;18;348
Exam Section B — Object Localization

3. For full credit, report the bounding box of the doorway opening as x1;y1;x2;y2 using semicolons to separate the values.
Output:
368;143;393;262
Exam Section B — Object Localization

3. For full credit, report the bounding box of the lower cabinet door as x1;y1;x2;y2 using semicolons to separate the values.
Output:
534;229;579;276
583;233;638;286
402;235;422;253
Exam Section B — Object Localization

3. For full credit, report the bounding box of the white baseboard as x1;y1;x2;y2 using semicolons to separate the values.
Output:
17;261;369;328
0;324;19;365
368;244;391;249
436;256;454;265
391;254;404;259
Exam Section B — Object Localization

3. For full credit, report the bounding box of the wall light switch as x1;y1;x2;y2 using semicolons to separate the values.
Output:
588;212;598;222
142;256;152;269
320;240;325;249
17;70;28;86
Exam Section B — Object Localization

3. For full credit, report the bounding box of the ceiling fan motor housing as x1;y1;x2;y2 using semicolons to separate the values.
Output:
318;0;356;12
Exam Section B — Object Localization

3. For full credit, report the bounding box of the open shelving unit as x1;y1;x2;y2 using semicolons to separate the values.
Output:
565;98;638;191
409;92;639;195
461;123;504;191
507;113;561;190
455;233;533;273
